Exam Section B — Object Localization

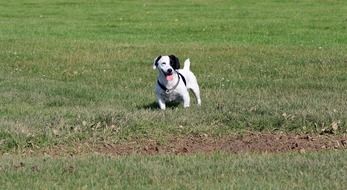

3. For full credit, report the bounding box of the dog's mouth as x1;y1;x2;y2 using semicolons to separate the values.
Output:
161;69;174;81
165;73;173;81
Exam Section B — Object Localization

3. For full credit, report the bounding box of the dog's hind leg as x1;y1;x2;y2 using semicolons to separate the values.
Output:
190;85;201;106
182;91;190;108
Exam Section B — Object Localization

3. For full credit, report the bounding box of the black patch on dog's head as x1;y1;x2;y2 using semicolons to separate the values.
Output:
169;55;180;70
154;55;162;68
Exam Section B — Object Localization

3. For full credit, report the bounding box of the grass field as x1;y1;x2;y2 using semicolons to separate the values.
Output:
1;151;346;189
1;0;347;189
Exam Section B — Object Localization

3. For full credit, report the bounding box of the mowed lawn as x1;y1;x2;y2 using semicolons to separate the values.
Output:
1;151;346;189
1;0;347;151
1;0;347;189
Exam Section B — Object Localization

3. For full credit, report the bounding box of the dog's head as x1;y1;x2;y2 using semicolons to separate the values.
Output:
153;55;180;81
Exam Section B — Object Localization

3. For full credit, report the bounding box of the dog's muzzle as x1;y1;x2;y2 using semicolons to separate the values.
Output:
161;69;174;81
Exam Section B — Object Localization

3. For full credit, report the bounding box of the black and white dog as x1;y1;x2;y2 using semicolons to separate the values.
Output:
153;55;201;110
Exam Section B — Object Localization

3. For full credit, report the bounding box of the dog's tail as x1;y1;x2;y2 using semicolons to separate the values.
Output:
183;58;190;71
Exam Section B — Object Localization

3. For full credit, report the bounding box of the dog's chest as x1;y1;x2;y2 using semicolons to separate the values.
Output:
161;90;182;102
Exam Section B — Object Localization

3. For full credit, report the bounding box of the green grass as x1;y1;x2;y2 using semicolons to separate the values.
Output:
1;0;347;151
1;151;346;189
1;0;347;189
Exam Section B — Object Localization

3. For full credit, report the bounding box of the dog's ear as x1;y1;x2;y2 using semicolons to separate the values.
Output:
169;55;180;70
153;55;162;70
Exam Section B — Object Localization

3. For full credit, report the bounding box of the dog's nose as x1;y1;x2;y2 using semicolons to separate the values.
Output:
167;68;172;73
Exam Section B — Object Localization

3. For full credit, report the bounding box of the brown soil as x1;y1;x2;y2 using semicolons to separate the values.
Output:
37;133;347;156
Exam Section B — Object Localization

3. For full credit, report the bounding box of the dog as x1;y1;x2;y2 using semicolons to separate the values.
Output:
153;55;201;110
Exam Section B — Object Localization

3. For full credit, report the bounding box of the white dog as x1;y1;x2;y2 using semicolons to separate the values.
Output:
153;55;201;110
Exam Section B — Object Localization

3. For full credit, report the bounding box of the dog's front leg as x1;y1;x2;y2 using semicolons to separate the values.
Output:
182;91;190;108
157;97;166;110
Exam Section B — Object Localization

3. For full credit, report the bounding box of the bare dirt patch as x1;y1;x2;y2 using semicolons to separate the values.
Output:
35;133;347;156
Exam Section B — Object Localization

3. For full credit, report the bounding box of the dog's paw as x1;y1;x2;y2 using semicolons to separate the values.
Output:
197;99;201;106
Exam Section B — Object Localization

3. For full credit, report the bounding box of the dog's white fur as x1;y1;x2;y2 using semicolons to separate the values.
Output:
153;55;201;110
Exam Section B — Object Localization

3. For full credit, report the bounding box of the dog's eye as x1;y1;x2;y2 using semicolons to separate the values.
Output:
162;62;166;65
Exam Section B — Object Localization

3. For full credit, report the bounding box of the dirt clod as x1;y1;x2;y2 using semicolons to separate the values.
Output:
299;148;306;154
